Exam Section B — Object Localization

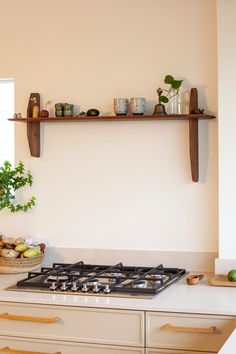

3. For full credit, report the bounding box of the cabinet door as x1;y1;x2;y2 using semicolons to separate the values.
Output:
0;302;144;347
146;311;235;352
0;336;144;354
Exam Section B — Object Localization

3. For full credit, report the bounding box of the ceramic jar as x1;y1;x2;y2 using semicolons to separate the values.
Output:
64;103;74;117
55;103;64;117
114;98;129;116
130;97;145;115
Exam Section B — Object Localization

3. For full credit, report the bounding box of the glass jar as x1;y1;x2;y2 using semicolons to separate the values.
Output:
168;89;181;114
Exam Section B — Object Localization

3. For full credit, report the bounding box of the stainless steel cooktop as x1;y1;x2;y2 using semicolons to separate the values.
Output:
6;261;187;299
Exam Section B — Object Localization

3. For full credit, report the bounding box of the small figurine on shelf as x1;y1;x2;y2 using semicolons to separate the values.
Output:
27;93;40;118
153;88;167;115
31;97;40;118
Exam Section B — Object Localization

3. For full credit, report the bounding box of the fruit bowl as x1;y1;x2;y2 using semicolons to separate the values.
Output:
0;253;44;274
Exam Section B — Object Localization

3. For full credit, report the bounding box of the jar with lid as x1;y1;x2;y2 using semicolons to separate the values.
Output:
55;103;64;117
64;103;74;117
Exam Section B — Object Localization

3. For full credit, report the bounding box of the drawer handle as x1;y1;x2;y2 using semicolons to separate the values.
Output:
162;323;216;334
0;347;61;354
0;313;61;324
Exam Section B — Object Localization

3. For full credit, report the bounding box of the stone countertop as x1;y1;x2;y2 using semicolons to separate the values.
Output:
0;272;236;316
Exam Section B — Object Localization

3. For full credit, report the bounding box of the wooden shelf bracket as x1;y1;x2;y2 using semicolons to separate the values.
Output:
27;121;40;158
189;88;200;182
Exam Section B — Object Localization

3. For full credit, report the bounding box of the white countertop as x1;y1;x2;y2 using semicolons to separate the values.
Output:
1;272;236;316
218;329;236;354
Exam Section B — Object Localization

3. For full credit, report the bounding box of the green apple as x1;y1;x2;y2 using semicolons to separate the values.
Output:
227;269;236;281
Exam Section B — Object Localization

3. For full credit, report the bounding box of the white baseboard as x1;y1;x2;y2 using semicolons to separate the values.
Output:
215;258;236;274
43;248;217;272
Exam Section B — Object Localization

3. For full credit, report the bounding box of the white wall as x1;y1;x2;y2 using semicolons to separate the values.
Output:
216;0;236;271
0;0;218;252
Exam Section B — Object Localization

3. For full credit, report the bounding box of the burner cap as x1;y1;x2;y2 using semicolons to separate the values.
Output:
105;272;124;278
146;274;162;279
48;275;68;282
132;280;147;289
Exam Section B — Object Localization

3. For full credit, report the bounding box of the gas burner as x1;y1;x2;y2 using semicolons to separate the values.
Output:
145;274;163;280
145;274;169;283
48;275;68;282
106;272;124;278
132;280;147;288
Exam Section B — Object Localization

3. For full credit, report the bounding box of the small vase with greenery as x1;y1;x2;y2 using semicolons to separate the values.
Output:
155;74;184;114
0;160;36;212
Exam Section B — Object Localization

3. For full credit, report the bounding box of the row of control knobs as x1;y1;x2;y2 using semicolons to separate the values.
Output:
50;281;111;294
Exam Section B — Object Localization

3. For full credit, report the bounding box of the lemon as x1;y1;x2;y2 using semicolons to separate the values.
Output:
227;269;236;281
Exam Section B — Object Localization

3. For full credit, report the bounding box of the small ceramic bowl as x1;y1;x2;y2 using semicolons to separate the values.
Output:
186;274;204;285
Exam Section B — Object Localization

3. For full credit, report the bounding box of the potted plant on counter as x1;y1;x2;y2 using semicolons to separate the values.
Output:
0;160;36;212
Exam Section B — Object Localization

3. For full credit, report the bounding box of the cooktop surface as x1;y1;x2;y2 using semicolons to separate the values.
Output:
6;261;187;299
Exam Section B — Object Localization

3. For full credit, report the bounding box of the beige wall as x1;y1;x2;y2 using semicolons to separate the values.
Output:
215;0;236;272
0;0;218;252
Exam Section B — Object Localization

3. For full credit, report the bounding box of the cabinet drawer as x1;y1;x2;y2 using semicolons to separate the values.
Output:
146;311;235;352
0;302;144;347
0;336;144;354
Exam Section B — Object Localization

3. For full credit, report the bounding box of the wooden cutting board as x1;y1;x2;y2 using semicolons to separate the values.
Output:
209;274;236;287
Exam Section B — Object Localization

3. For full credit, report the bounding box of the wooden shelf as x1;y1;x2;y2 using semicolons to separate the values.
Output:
9;114;213;122
8;89;216;182
9;113;215;182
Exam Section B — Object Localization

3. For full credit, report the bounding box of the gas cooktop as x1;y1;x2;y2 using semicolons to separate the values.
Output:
6;261;187;299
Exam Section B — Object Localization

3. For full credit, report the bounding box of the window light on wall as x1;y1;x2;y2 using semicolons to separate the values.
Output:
0;79;15;166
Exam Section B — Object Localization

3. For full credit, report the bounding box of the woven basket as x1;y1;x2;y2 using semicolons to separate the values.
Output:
0;253;44;274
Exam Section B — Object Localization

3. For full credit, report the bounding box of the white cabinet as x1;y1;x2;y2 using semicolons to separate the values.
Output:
146;311;236;353
0;302;234;354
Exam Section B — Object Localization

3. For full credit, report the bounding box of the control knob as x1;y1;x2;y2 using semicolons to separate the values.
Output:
50;282;57;291
104;284;111;294
71;282;79;291
60;282;68;291
82;283;88;292
93;284;99;293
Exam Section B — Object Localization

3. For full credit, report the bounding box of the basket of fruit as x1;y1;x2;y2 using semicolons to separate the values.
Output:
0;235;45;274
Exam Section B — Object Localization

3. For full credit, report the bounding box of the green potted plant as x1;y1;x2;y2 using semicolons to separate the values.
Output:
0;160;36;212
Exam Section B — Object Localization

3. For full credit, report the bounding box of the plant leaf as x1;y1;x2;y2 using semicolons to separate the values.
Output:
171;80;183;90
159;95;169;103
164;75;174;84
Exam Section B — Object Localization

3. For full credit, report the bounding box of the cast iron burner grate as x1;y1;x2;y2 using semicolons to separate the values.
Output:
7;261;187;299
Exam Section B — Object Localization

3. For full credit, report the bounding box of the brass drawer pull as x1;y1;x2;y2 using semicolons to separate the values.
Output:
0;347;61;354
0;313;61;324
162;323;216;334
